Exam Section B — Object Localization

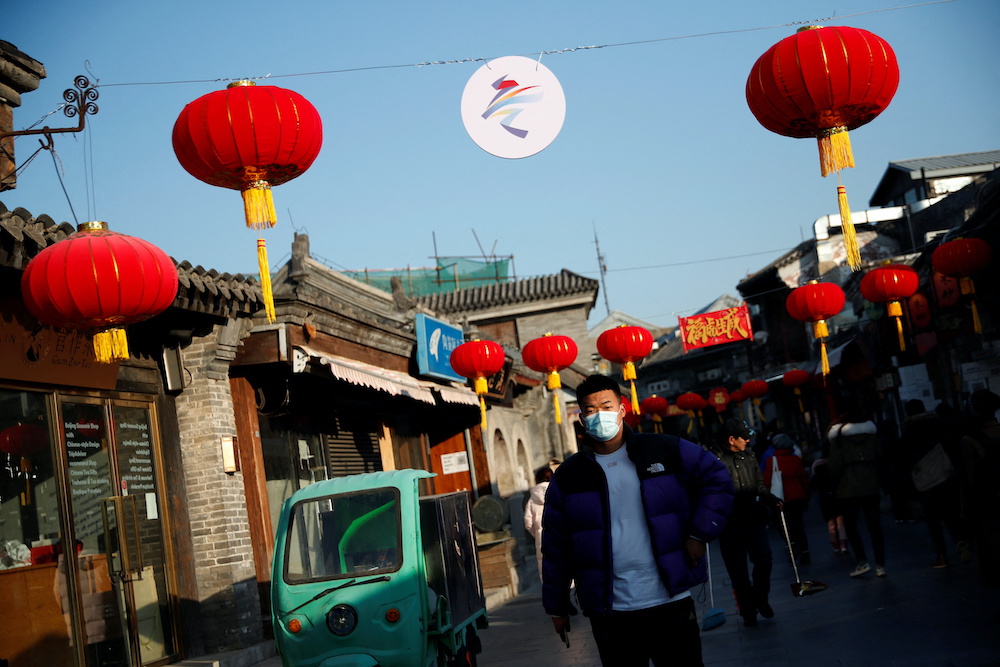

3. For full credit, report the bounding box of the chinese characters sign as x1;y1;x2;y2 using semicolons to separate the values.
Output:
678;305;754;353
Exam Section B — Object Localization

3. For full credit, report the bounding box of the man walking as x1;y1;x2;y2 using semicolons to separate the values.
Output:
718;418;781;627
541;375;733;666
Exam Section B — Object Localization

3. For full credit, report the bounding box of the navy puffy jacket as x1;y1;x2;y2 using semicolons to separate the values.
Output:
541;428;734;617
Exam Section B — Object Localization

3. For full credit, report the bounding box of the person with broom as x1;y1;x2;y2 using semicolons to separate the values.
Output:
717;418;782;627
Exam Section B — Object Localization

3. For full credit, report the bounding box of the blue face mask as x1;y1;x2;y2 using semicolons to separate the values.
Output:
583;408;623;442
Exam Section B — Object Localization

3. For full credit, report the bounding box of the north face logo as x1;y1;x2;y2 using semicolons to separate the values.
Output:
646;463;665;473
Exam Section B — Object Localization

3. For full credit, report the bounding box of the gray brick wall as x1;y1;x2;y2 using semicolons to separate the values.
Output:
174;321;262;652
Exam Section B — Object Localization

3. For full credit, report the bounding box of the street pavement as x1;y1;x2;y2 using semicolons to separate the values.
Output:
477;502;998;667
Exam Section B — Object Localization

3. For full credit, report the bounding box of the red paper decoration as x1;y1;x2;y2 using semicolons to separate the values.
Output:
596;325;654;415
450;339;506;429
21;221;179;363
932;238;993;334
521;333;578;424
860;264;919;350
173;81;323;322
786;281;846;375
747;26;899;270
707;387;730;413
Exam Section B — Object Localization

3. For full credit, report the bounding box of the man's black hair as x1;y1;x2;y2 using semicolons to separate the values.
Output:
575;374;622;401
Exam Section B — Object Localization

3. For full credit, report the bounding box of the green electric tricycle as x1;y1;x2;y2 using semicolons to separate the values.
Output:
271;469;488;667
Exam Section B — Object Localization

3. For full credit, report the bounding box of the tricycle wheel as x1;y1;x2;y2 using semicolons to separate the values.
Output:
446;645;476;667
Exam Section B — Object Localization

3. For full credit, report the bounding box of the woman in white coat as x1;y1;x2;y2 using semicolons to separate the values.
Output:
524;466;553;581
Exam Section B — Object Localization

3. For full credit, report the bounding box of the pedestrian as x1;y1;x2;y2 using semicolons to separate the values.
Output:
828;409;886;578
811;444;849;554
880;417;917;524
524;466;553;582
900;399;970;568
541;374;734;667
717;418;782;627
764;433;811;564
961;389;1000;587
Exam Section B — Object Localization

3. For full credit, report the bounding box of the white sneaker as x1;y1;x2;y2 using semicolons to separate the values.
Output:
850;562;871;577
875;565;886;577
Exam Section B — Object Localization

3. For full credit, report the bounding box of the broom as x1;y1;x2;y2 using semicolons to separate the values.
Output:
779;509;829;597
701;543;726;630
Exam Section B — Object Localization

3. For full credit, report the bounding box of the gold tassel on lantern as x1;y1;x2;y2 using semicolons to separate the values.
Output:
548;369;563;424
818;126;855;177
887;301;906;351
257;238;276;323
960;277;984;334
622;362;640;414
838;185;861;271
474;376;489;429
242;171;278;229
93;327;129;363
814;320;831;376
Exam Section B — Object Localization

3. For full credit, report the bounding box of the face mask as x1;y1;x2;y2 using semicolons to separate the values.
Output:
584;408;623;442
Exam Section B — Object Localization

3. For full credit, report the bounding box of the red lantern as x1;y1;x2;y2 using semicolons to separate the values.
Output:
675;392;708;431
932;238;993;334
450;339;506;429
21;221;179;363
522;333;579;425
728;389;747;404
173;81;323;322
741;379;769;421
782;369;811;413
747;26;899;270
786;281;846;375
860;264;919;350
622;396;642;429
596;325;654;415
0;423;48;506
0;424;48;457
640;395;669;432
707;387;730;414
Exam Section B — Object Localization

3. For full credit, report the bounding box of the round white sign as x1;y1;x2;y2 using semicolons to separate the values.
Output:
460;56;566;159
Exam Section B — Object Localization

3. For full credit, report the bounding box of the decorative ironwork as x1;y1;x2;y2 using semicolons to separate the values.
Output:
0;75;100;142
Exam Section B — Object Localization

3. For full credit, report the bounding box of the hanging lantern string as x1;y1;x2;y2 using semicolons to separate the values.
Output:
93;1;953;89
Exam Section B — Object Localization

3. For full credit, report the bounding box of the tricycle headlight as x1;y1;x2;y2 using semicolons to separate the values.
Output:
326;604;358;636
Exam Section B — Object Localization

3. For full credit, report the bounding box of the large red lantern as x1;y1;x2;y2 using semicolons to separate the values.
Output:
173;81;323;322
786;281;846;375
932;238;993;334
521;333;578;424
747;26;899;270
640;395;669;432
596;325;654;414
860;264;919;350
782;369;811;413
21;221;179;363
450;339;506;429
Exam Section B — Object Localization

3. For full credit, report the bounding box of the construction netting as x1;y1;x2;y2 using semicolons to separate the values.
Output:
340;258;512;297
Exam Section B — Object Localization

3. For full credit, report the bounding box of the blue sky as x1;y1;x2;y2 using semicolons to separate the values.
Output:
5;0;998;330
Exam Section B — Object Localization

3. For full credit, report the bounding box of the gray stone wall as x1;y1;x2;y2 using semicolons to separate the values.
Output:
173;320;261;653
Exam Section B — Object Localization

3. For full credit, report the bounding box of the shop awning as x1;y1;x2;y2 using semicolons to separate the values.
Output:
426;382;479;406
293;346;436;404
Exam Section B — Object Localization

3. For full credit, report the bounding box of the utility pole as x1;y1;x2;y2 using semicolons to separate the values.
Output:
593;224;611;317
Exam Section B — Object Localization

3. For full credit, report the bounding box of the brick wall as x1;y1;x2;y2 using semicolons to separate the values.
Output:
174;321;262;653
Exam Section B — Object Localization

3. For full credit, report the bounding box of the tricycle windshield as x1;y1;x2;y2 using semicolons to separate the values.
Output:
283;487;402;583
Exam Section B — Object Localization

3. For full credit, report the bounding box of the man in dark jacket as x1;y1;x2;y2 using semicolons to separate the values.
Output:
717;418;781;627
542;375;733;667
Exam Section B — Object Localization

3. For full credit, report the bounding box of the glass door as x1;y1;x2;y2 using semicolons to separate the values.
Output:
61;399;174;667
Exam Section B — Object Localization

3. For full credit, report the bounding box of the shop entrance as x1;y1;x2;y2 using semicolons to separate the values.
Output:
60;398;175;666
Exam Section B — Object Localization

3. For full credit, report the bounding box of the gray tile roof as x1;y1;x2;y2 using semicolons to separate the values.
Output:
0;201;262;319
870;150;1000;206
417;268;599;314
886;150;1000;174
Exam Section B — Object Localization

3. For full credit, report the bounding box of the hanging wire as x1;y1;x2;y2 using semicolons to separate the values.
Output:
48;145;79;225
97;0;955;88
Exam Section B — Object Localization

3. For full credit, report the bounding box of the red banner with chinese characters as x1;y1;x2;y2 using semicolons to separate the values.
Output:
678;305;754;352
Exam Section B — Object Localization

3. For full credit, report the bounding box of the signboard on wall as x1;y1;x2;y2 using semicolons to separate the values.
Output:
415;313;465;382
0;295;119;389
678;305;754;353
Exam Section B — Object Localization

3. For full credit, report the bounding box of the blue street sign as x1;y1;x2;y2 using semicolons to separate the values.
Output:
415;313;465;382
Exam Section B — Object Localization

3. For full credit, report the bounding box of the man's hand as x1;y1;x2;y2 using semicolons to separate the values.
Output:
685;537;706;566
552;615;571;646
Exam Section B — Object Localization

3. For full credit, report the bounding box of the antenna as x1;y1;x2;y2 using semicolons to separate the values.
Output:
593;223;611;317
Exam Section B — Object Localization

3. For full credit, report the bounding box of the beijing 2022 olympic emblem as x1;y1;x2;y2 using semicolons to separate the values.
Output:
460;56;566;159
